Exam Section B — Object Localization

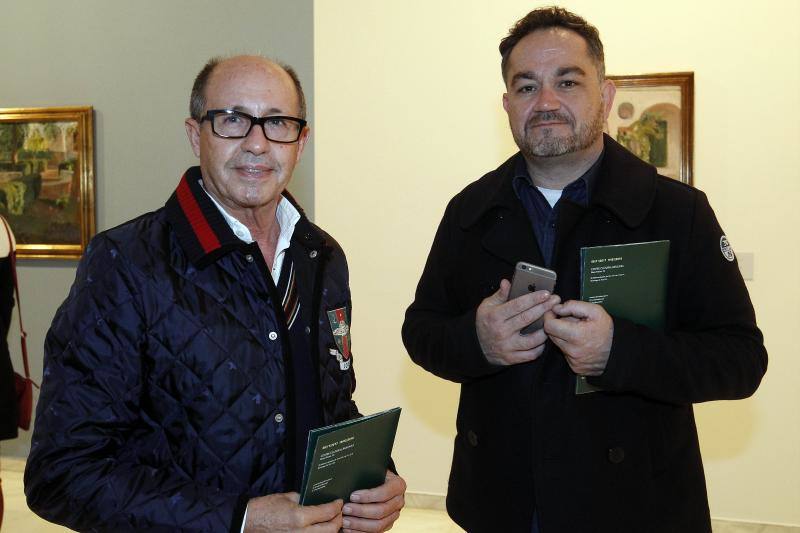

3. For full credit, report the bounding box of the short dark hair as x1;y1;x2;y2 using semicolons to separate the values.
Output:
499;6;605;83
189;56;307;121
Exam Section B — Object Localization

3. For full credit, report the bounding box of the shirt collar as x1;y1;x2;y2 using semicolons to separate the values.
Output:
165;166;308;268
199;179;301;254
275;196;301;256
458;135;659;231
512;149;604;202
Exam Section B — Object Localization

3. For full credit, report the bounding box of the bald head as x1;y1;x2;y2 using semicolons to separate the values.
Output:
189;55;307;121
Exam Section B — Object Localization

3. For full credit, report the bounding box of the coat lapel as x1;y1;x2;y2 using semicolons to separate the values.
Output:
592;135;658;229
481;199;544;268
459;153;545;267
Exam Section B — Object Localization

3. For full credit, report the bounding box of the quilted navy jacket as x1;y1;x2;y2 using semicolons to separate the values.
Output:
25;168;360;532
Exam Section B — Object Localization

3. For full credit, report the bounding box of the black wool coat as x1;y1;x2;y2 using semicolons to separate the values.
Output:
403;135;767;533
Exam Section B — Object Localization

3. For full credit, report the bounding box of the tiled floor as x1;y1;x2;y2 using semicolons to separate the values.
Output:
2;457;798;532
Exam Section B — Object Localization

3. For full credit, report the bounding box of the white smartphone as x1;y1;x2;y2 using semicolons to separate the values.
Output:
508;261;557;334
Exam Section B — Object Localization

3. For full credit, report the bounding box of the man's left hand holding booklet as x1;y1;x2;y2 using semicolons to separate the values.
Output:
300;407;401;505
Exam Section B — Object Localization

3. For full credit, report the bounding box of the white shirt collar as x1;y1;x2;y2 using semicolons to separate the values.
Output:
199;180;301;281
274;195;301;258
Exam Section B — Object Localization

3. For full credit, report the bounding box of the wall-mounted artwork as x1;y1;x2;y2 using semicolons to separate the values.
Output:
606;72;694;185
0;106;95;259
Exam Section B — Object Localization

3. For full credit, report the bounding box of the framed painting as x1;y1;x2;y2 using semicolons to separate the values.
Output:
0;106;95;259
606;72;694;184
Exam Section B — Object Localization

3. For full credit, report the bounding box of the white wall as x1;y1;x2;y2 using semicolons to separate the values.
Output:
314;0;800;525
0;0;315;457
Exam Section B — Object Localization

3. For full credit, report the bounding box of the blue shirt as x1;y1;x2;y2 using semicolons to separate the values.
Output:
511;152;603;267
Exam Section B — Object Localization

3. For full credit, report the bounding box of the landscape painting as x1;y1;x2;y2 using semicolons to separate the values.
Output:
0;107;94;259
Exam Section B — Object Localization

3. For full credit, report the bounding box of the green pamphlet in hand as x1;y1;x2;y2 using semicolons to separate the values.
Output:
300;407;401;505
576;240;670;394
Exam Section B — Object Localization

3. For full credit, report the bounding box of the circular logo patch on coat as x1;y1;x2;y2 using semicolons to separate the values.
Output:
720;235;735;262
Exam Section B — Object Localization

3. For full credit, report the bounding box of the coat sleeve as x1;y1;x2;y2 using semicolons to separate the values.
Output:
24;236;247;532
591;190;767;404
402;198;504;383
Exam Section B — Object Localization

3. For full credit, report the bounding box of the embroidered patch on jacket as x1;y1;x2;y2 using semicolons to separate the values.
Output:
720;235;735;262
327;307;351;364
329;347;351;371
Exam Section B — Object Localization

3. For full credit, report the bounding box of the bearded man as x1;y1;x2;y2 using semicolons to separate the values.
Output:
403;7;766;533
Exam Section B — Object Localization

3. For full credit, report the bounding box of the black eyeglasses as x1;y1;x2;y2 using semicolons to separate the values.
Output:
202;109;307;144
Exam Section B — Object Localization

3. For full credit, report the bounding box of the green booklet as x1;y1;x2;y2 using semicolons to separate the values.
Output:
576;240;670;394
299;407;401;505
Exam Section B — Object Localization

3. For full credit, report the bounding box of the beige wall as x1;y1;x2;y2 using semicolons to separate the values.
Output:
315;0;800;526
0;0;314;457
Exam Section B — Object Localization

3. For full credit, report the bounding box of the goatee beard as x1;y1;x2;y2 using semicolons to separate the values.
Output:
515;106;605;158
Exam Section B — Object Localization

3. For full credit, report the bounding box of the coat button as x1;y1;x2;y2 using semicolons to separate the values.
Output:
309;250;318;259
304;326;311;334
467;430;478;447
608;446;625;464
268;331;278;341
274;413;284;423
245;254;254;263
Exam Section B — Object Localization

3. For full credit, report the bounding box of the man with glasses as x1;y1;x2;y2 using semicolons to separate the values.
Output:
26;55;406;532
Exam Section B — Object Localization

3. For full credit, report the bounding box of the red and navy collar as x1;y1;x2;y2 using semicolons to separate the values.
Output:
165;167;243;267
165;166;324;268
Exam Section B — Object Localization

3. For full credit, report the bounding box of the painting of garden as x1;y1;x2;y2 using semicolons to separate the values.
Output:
0;120;82;245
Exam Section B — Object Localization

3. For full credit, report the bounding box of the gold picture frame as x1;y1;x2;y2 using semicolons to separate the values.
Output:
0;106;95;259
607;72;694;185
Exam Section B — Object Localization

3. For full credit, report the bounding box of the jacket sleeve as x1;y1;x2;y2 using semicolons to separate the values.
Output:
402;198;504;383
24;235;246;532
591;190;767;404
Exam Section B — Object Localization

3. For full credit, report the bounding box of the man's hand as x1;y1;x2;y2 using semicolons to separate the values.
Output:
244;492;342;532
543;300;614;376
342;470;406;532
476;279;560;366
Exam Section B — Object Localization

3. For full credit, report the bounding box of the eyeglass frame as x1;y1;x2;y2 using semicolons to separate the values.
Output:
201;109;308;144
